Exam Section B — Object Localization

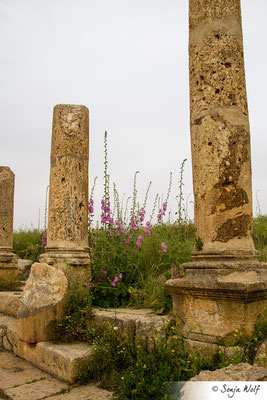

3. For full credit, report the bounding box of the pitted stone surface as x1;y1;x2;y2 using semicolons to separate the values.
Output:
189;0;255;254
47;104;89;248
40;104;90;270
0;167;15;248
18;263;68;343
0;167;18;280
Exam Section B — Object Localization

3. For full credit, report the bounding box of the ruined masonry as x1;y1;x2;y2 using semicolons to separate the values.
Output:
39;104;90;273
167;0;267;348
0;167;18;281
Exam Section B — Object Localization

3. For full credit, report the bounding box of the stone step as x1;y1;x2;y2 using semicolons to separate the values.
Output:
0;292;171;338
93;307;170;337
0;351;113;400
0;313;92;383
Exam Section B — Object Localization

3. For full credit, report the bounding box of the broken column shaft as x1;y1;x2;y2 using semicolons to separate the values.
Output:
189;0;256;258
39;104;90;272
0;167;18;280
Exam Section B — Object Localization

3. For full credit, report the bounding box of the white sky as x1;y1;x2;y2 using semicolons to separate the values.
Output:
0;0;266;230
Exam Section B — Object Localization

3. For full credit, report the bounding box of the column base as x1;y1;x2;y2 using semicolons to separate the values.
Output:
166;259;267;344
0;248;18;281
39;247;91;276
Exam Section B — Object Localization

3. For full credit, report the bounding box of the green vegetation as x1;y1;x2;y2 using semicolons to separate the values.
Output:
253;215;267;262
88;223;194;313
13;228;45;262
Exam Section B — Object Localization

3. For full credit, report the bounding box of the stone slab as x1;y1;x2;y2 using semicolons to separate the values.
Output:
0;353;50;390
4;377;69;400
45;385;113;400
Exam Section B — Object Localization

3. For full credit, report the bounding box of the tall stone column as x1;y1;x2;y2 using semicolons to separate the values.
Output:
39;105;90;273
0;167;18;280
167;0;267;349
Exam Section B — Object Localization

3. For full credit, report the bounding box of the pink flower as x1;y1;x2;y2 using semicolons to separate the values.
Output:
138;235;144;242
136;240;142;249
111;282;116;287
102;269;107;274
161;242;167;252
144;227;151;237
119;273;123;279
173;274;181;279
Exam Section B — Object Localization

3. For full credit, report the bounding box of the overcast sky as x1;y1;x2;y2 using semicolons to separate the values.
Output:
0;0;266;230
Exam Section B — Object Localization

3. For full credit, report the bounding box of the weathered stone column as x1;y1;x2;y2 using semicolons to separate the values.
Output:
0;167;18;280
39;105;90;273
167;0;267;350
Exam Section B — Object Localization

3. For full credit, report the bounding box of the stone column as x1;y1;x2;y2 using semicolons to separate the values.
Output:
0;167;18;280
166;0;267;350
39;105;90;273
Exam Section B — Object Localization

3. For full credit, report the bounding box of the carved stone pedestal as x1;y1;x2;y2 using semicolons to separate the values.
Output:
167;258;267;347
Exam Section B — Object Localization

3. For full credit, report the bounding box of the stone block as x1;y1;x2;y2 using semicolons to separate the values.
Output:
0;291;22;317
167;269;267;342
93;307;169;338
18;262;68;343
16;340;92;383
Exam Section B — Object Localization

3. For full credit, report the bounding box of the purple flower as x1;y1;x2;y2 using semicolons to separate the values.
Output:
114;276;119;283
111;282;116;287
136;240;142;249
102;269;107;274
144;227;151;237
173;274;181;279
88;206;94;214
161;242;167;252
